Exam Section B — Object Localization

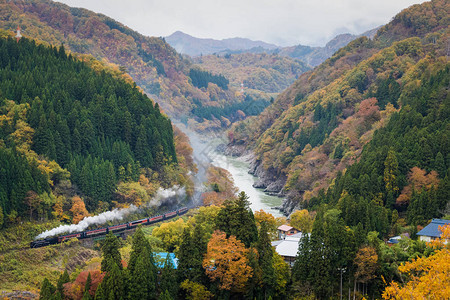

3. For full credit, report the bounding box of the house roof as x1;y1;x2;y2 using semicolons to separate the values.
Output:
273;239;299;258
271;240;283;247
387;236;401;244
286;232;303;240
153;252;178;269
417;219;450;238
278;225;294;232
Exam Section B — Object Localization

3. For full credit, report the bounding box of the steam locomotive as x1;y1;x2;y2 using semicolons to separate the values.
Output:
30;207;189;248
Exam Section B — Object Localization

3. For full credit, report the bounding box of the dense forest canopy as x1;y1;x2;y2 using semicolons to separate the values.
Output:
0;0;277;132
0;36;177;219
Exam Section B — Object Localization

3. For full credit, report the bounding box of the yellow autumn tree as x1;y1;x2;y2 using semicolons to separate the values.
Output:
289;209;315;233
254;209;277;239
382;225;450;299
180;280;213;300
203;231;253;292
152;218;188;251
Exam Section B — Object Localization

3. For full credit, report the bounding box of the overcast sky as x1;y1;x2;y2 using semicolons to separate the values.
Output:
55;0;425;47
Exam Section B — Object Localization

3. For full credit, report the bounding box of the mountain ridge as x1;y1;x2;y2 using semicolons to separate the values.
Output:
166;28;380;67
228;0;450;215
166;31;278;56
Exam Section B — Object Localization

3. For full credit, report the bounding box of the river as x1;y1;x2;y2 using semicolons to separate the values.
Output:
179;124;283;217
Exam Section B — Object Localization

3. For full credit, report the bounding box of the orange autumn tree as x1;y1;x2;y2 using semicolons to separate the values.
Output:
64;270;104;300
70;196;89;224
382;225;450;299
203;231;253;292
396;167;439;206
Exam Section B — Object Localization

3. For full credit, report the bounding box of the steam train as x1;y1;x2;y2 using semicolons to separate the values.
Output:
30;207;189;249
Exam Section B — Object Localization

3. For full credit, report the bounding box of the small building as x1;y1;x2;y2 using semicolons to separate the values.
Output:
272;232;304;267
417;219;450;243
153;252;178;269
386;233;409;246
387;235;401;245
277;225;300;240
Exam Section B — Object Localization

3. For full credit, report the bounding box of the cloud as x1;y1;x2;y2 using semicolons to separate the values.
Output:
56;0;425;46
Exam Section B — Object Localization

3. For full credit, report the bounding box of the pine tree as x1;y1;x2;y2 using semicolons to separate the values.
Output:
215;191;258;247
0;205;3;228
40;277;56;300
101;233;122;273
103;262;125;300
434;152;446;178
128;246;156;299
159;290;173;300
127;227;156;299
384;150;399;195
82;272;93;300
257;222;276;298
94;280;105;300
159;253;178;299
56;270;70;300
177;227;196;283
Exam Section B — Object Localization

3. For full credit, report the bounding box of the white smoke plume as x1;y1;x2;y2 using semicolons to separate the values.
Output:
35;185;186;240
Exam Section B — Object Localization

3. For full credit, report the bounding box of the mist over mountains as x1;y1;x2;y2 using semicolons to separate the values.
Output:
166;28;380;66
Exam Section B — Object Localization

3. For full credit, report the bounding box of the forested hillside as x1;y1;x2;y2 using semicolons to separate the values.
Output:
229;0;449;217
193;52;309;94
0;35;189;226
278;28;379;67
0;0;253;131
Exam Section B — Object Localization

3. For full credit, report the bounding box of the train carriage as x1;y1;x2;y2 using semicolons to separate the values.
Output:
85;227;108;237
177;207;188;215
129;218;149;227
108;223;129;232
164;211;177;219
30;207;189;248
148;215;164;224
59;232;83;242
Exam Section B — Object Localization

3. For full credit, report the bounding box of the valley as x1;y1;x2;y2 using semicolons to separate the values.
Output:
0;0;449;299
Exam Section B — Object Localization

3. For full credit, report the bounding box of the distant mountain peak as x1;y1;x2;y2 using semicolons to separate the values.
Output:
166;31;278;56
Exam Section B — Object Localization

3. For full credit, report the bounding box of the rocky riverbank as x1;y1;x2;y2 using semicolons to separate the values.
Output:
222;142;300;216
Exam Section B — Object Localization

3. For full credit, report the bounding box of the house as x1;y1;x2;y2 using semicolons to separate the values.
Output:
277;225;300;240
272;232;304;267
386;233;409;246
417;219;450;243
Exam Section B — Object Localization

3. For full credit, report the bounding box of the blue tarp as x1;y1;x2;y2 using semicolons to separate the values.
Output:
153;252;178;269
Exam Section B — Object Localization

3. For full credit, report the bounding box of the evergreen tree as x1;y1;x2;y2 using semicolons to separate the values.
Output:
56;270;70;300
177;226;207;284
257;222;276;298
40;278;56;300
159;290;173;300
103;262;125;300
159;253;178;299
101;233;122;273
128;246;156;299
127;227;156;299
82;272;93;300
434;152;446;178
94;280;105;300
0;205;3;228
215;191;258;247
